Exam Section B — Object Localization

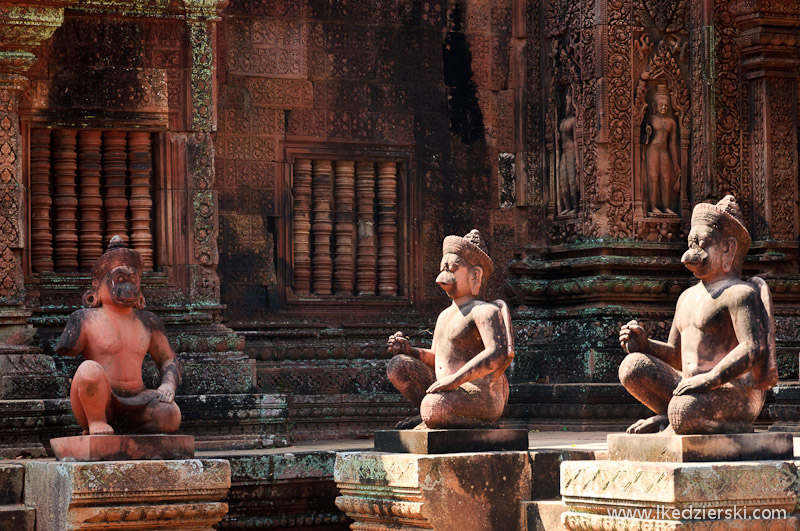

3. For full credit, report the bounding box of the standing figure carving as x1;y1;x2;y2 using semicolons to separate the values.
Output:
618;196;777;435
386;230;514;429
556;87;579;215
55;236;182;435
643;84;680;215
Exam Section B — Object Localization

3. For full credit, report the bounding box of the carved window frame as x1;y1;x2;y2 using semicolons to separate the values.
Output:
277;144;421;316
19;119;184;303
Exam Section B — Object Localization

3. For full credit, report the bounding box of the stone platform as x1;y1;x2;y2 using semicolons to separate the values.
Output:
51;434;195;461
374;428;529;454
607;432;793;462
335;450;531;530
24;459;230;531
561;458;799;530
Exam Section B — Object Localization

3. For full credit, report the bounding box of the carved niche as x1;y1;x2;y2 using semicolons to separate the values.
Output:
544;0;583;243
632;0;690;242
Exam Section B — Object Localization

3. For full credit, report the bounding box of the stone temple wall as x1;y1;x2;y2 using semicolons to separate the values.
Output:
214;0;523;438
0;0;798;442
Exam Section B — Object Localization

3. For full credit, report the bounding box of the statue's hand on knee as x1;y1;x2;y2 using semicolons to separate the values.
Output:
620;320;648;354
157;383;176;403
427;373;460;394
388;331;411;356
673;373;715;396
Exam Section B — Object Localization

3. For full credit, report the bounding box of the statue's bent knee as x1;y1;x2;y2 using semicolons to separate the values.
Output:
156;401;181;433
74;360;108;386
420;393;448;428
618;352;651;386
386;354;415;382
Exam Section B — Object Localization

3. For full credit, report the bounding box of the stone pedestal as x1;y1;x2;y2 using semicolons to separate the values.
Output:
24;459;230;531
374;429;529;454
334;450;531;531
607;432;793;462
561;434;799;530
51;434;195;462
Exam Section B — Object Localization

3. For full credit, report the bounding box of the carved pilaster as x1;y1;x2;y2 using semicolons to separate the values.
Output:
0;0;73;337
186;132;219;303
603;0;633;238
30;128;53;273
52;129;78;272
78;131;103;270
733;1;800;243
311;160;333;295
102;131;129;246
0;88;24;305
355;161;377;296
184;1;225;305
128;132;154;270
376;161;398;297
188;20;215;132
333;160;355;295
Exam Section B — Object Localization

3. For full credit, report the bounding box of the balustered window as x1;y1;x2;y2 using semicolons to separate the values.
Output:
289;157;408;299
28;128;156;273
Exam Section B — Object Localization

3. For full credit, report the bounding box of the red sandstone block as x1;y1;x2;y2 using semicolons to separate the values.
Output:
51;435;195;462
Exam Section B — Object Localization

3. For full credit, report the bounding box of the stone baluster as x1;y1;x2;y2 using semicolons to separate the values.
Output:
355;161;377;295
334;160;356;295
102;131;129;246
52;129;79;272
292;158;312;295
128;132;154;270
376;161;398;296
311;159;333;295
30;128;53;273
77;130;103;270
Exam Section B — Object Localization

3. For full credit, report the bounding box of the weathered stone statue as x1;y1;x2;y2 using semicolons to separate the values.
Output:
643;84;680;215
619;195;777;434
556;88;579;215
56;236;181;435
386;229;514;429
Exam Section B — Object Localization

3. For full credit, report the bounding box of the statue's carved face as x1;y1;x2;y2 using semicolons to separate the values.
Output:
681;224;736;280
436;252;480;300
436;253;470;299
655;93;669;116
99;265;141;309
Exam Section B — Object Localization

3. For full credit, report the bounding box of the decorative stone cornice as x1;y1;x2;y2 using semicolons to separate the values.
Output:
730;0;800;18
67;0;228;19
731;0;800;75
0;2;76;89
0;4;69;49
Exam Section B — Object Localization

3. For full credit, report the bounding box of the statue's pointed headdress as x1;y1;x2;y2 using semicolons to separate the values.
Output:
442;229;494;278
691;195;751;254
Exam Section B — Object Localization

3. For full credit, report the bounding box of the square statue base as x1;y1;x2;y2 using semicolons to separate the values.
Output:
24;459;230;531
374;429;529;454
51;434;195;461
607;432;793;462
335;450;531;531
561;458;799;530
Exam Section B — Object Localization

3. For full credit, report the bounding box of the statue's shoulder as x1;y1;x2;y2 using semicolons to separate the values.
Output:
718;279;760;306
470;299;502;316
66;307;95;325
134;309;167;333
